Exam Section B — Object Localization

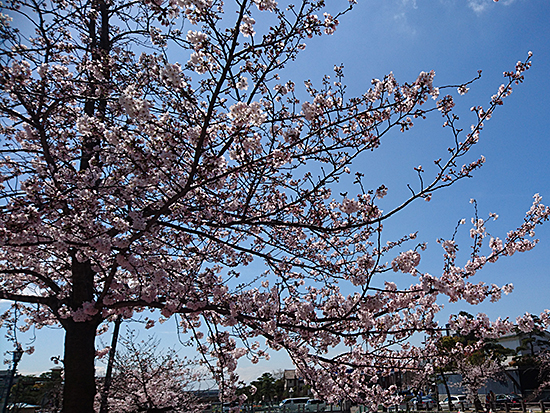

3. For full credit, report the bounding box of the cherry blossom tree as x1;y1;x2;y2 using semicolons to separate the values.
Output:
531;350;550;398
98;329;204;413
429;313;518;410
0;0;549;412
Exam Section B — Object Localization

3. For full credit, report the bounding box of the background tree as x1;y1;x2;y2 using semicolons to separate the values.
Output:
100;329;204;413
431;312;515;410
531;349;550;400
246;372;284;405
6;369;63;412
508;318;550;398
0;0;549;412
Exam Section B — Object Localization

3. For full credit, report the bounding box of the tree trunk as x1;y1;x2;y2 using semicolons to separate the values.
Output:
99;315;122;413
62;257;100;413
62;320;98;413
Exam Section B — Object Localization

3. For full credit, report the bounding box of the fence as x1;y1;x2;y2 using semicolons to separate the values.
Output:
377;401;550;413
206;400;550;413
207;403;345;413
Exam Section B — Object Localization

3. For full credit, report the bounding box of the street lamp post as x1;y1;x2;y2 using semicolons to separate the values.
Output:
2;346;24;413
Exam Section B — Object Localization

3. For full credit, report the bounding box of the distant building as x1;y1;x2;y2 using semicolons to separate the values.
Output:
283;369;307;397
498;330;550;357
194;388;220;402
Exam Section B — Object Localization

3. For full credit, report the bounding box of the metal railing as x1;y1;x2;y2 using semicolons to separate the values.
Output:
206;404;344;413
205;401;550;413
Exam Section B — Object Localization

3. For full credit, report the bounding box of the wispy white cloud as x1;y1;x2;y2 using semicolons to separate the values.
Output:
468;0;516;15
390;0;418;36
468;0;491;14
401;0;418;8
393;11;417;36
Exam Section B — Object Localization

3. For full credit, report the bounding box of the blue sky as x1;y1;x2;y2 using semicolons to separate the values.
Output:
2;0;550;383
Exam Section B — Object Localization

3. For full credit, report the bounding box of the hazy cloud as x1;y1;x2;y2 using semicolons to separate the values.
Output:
401;0;418;8
468;0;516;14
393;11;417;36
391;0;418;36
468;0;491;14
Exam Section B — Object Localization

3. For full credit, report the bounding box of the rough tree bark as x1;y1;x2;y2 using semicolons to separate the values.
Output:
62;319;100;413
